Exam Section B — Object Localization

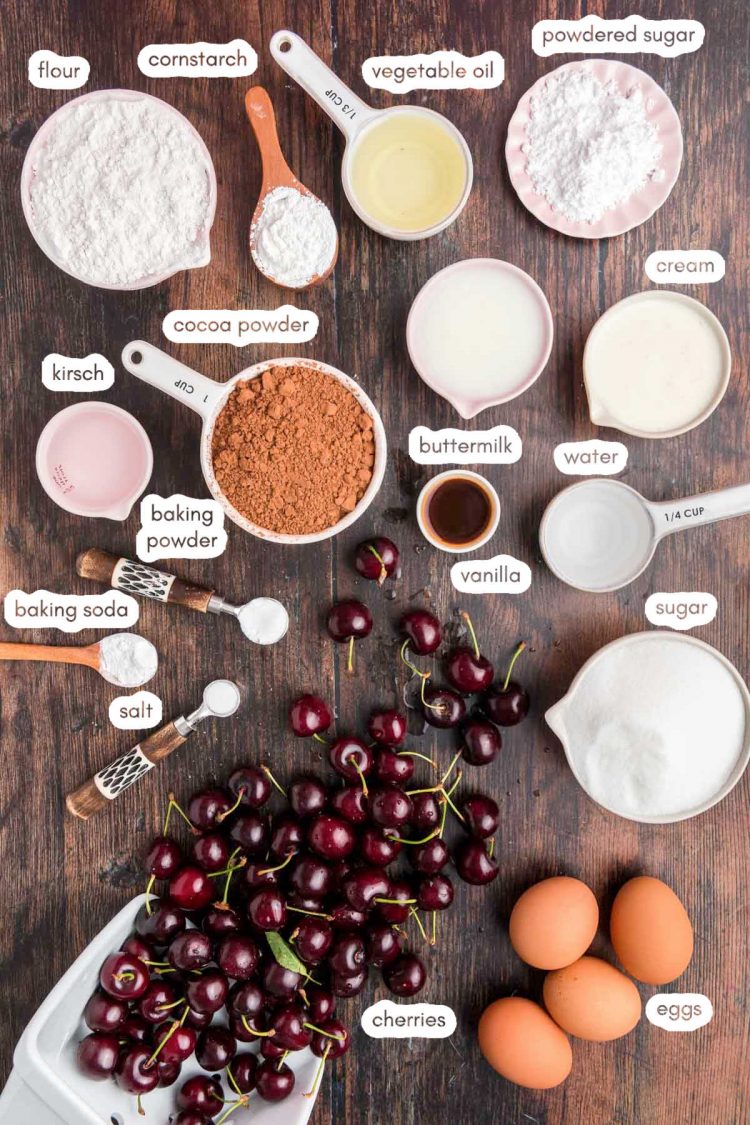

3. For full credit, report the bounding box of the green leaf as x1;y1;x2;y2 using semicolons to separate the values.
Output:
266;931;308;976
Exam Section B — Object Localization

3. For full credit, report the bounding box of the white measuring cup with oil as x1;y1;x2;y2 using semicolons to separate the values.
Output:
269;30;473;240
540;477;750;592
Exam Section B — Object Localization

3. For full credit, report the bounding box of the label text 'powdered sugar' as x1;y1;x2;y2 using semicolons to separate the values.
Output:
532;15;705;57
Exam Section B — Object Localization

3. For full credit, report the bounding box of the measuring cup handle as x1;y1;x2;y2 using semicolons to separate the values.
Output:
270;30;375;143
77;550;215;613
121;341;224;422
650;482;750;538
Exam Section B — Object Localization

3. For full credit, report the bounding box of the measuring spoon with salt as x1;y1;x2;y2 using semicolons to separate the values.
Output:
76;549;289;645
245;85;338;289
540;477;750;593
0;633;157;687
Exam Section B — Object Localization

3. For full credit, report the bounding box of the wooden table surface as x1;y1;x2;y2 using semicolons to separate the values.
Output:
1;1;748;1122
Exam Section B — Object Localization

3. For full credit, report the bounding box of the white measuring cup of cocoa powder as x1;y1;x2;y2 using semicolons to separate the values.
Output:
121;341;387;545
269;30;473;241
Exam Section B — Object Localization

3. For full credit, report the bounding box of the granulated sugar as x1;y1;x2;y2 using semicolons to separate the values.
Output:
524;69;663;223
251;186;337;287
28;94;213;286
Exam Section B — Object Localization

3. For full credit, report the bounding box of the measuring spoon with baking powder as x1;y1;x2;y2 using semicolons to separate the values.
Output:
0;633;157;687
66;679;242;819
540;477;750;593
245;85;338;288
76;549;289;645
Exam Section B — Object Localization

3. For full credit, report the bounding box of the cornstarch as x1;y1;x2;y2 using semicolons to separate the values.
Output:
251;186;337;287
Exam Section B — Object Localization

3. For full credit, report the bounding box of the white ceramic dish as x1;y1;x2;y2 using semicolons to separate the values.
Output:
0;895;319;1125
406;259;554;418
546;632;750;824
21;89;217;290
506;59;683;239
583;290;732;439
122;341;387;545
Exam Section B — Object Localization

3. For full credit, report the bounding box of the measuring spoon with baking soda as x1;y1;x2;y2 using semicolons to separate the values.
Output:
66;679;241;819
245;85;338;288
76;548;289;645
0;633;157;687
269;30;473;240
540;477;750;593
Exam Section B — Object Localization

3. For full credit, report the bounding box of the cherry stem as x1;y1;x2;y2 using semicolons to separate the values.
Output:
442;782;465;824
312;733;330;745
304;1042;331;1098
461;610;481;661
367;544;388;586
114;972;136;983
219;847;246;903
400;638;429;680
144;874;156;917
277;1050;290;1071
216;787;245;822
438;795;449;839
215;1096;250;1125
156;998;187;1013
431;911;437;947
287;905;333;920
225;1063;241;1097
489;837;496;858
257;849;297;877
241;1016;276;1038
440;751;462;787
354;763;369;797
208;857;247;880
389;828;439;846
304;1022;346;1040
399;751;438;769
165;792;199;835
346;635;355;674
144;1018;180;1068
405;784;441;796
409;906;429;944
261;764;287;797
502;641;527;692
298;985;309;1006
374;896;416;905
137;1093;144;1117
420;672;443;711
142;960;170;967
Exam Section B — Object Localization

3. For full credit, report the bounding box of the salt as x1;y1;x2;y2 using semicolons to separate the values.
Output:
524;69;663;223
251;186;337;287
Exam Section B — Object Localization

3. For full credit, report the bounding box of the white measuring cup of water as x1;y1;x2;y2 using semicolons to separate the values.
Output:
540;477;750;592
269;30;473;240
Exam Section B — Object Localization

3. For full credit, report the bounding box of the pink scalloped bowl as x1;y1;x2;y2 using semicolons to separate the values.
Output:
505;59;683;239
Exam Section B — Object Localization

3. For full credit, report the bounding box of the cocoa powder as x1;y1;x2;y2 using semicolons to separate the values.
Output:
211;364;376;535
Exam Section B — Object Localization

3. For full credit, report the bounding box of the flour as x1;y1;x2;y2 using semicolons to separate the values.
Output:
99;633;158;687
524;69;663;223
251;186;337;287
27;94;213;286
559;636;746;819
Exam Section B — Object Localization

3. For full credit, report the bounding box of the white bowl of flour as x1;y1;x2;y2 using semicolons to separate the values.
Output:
546;632;750;823
21;90;217;290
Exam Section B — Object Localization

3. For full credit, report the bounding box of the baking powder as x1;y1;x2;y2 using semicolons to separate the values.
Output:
99;633;158;687
524;69;663;223
251;186;337;287
28;94;213;286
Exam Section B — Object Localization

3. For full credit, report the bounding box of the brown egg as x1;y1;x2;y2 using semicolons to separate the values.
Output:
543;956;642;1040
478;997;573;1089
509;876;599;969
610;875;693;985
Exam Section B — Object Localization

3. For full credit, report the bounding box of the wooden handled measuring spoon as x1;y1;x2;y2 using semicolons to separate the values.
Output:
0;633;157;687
245;85;338;288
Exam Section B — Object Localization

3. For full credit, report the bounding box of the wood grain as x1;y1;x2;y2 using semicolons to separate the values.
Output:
1;1;748;1123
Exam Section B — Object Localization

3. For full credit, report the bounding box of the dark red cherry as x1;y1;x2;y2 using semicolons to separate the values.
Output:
328;736;373;783
152;1020;196;1065
120;1013;150;1042
156;1058;182;1088
168;865;214;912
359;826;401;867
183;1007;212;1031
308;813;356;860
177;1074;224;1115
216;935;259;980
138;980;178;1024
400;610;442;655
423;686;466;729
330;784;368;824
354;537;399;584
99;952;149;1000
187;787;232;830
342;867;391;912
260;1035;287;1059
289;694;332;737
288;891;324;913
145;835;182;879
83;990;128;1033
244;861;278;890
445;645;494;694
114;1044;160;1094
410;792;441;831
120;934;154;962
228;764;271;809
269;812;304;859
461;794;500;838
292;916;333;964
230;1052;258;1094
374;878;413;924
191;832;230;873
455;839;499;885
135;900;186;944
247;888;287;932
172;1111;211;1125
228;980;265;1019
288;775;327;818
369;787;412;828
483;681;530;726
202;905;242;936
289;855;332;899
417;873;454;911
383;953;427;997
229;811;269;857
271;1003;312;1050
460;718;501;765
330;966;368;997
327;599;373;642
329;901;368;930
185;970;228;1014
367;708;407;745
409;836;449;875
168;930;212;971
76;1033;119;1080
256;1060;295;1102
328;934;366;977
311;1018;350;1059
196;1026;236;1071
365;924;404;967
373;747;414;786
306;986;336;1024
262;960;302;999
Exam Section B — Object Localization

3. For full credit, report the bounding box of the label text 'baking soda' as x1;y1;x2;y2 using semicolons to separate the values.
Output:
645;251;725;285
362;50;504;93
554;439;628;476
409;425;522;466
42;352;115;391
361;999;457;1038
109;690;163;731
136;495;228;563
645;592;717;632
646;994;714;1032
162;308;319;347
4;589;139;634
450;554;532;595
532;15;705;58
137;40;258;78
28;49;90;89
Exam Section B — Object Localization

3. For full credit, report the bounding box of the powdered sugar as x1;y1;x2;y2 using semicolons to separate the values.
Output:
251;186;337;288
523;69;663;223
27;93;213;286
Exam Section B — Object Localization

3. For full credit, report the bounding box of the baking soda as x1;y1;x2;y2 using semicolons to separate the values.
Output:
99;633;158;687
524;69;663;223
